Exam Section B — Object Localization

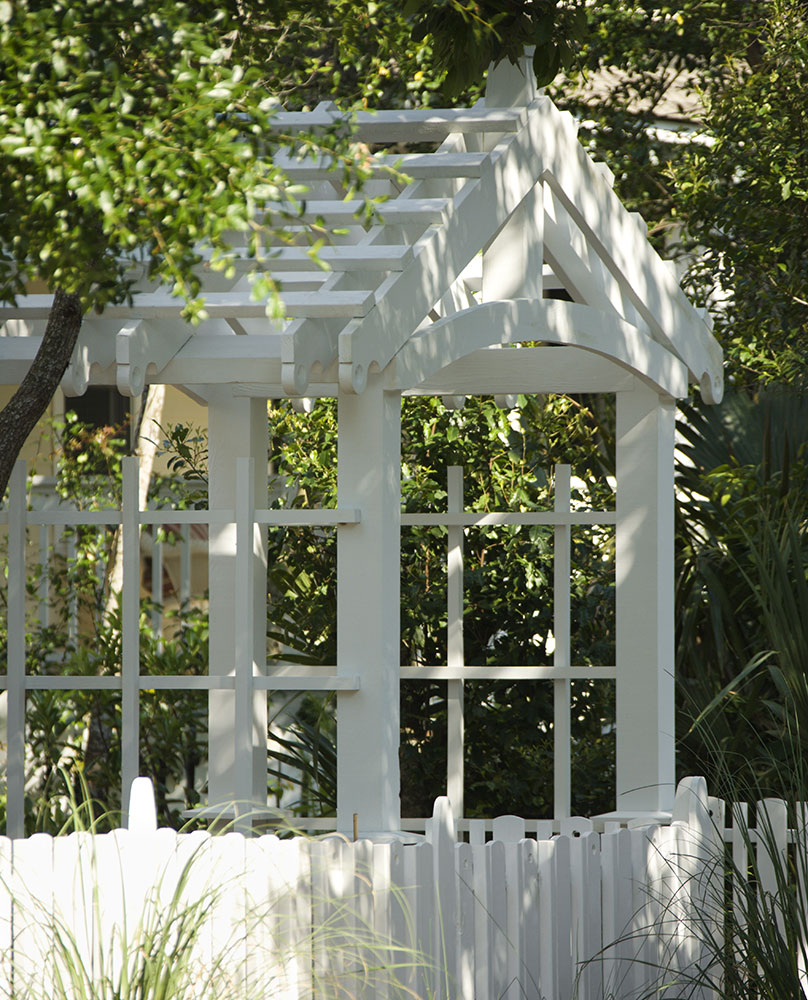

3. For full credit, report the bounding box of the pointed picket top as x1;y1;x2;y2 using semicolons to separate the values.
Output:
127;776;158;834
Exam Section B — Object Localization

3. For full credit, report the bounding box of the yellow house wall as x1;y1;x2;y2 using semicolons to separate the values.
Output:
0;383;208;478
0;384;64;478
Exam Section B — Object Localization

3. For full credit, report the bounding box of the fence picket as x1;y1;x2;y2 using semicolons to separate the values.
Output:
92;828;127;989
518;838;540;1000
502;839;524;1000
493;814;525;843
390;839;417;998
0;836;11;998
757;797;788;940
177;829;215;990
432;797;457;999
628;825;659;997
245;833;279;997
553;834;574;1000
372;842;395;1000
601;827;633;1000
705;795;726;1000
353;839;376;998
10;832;53;994
730;799;749;984
570;830;602;1000
471;840;493;1000
48;832;96;986
488;839;509;1000
402;839;434;1000
308;838;338;996
455;842;475;999
4;782;808;1000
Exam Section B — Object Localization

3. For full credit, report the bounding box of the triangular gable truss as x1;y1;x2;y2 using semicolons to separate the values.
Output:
2;95;722;406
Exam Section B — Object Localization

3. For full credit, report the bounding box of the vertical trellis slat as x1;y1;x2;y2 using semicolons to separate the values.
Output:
6;461;26;840
553;463;572;820
446;464;464;819
233;456;255;820
121;456;141;821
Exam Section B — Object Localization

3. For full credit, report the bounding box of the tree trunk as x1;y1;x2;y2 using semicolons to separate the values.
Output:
0;289;83;498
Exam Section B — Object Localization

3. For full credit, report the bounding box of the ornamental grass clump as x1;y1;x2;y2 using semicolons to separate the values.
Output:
628;724;808;997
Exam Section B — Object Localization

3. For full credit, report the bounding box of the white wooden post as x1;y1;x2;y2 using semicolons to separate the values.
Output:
615;384;676;813
553;464;572;820
7;460;26;838
447;465;464;818
337;375;401;835
207;392;268;812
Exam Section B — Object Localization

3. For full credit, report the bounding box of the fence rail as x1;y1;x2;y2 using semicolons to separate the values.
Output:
0;776;800;999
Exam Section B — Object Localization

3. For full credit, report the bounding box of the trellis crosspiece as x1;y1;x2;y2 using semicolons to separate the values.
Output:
0;56;722;837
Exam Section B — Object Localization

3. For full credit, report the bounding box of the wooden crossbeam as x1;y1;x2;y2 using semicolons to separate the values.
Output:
270;198;448;226
201;245;414;272
2;290;375;320
275;151;488;180
270;107;525;141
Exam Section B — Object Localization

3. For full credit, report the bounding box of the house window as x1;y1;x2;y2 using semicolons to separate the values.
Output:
67;387;130;429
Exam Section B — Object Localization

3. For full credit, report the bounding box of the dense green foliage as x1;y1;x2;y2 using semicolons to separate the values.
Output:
0;0;293;317
259;393;617;818
670;0;808;386
545;0;808;795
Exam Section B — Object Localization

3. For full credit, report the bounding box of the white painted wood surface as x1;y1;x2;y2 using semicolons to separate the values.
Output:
207;395;269;814
1;57;721;863
1;73;720;836
1;94;721;402
336;376;402;835
446;466;465;819
615;384;676;814
0;778;802;998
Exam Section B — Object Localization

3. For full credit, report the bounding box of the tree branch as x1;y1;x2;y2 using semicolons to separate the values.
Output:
0;290;83;498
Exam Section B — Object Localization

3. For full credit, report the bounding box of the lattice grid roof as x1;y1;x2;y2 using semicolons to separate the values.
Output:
1;90;723;406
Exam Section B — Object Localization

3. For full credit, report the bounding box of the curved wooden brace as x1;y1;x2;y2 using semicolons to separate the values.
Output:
532;99;723;403
61;318;118;397
116;318;194;397
389;299;690;399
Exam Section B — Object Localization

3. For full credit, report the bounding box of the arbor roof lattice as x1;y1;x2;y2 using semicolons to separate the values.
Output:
1;81;723;406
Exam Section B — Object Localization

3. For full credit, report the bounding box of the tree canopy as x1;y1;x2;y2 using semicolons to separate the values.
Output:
0;0;590;499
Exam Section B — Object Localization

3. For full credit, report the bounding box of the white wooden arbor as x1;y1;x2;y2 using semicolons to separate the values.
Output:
1;57;723;835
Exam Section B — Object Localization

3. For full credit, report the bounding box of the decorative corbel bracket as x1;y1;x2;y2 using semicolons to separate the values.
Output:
60;318;117;396
116;318;194;397
281;317;343;396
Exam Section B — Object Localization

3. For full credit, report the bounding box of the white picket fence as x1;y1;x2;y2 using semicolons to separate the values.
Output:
2;775;801;1000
